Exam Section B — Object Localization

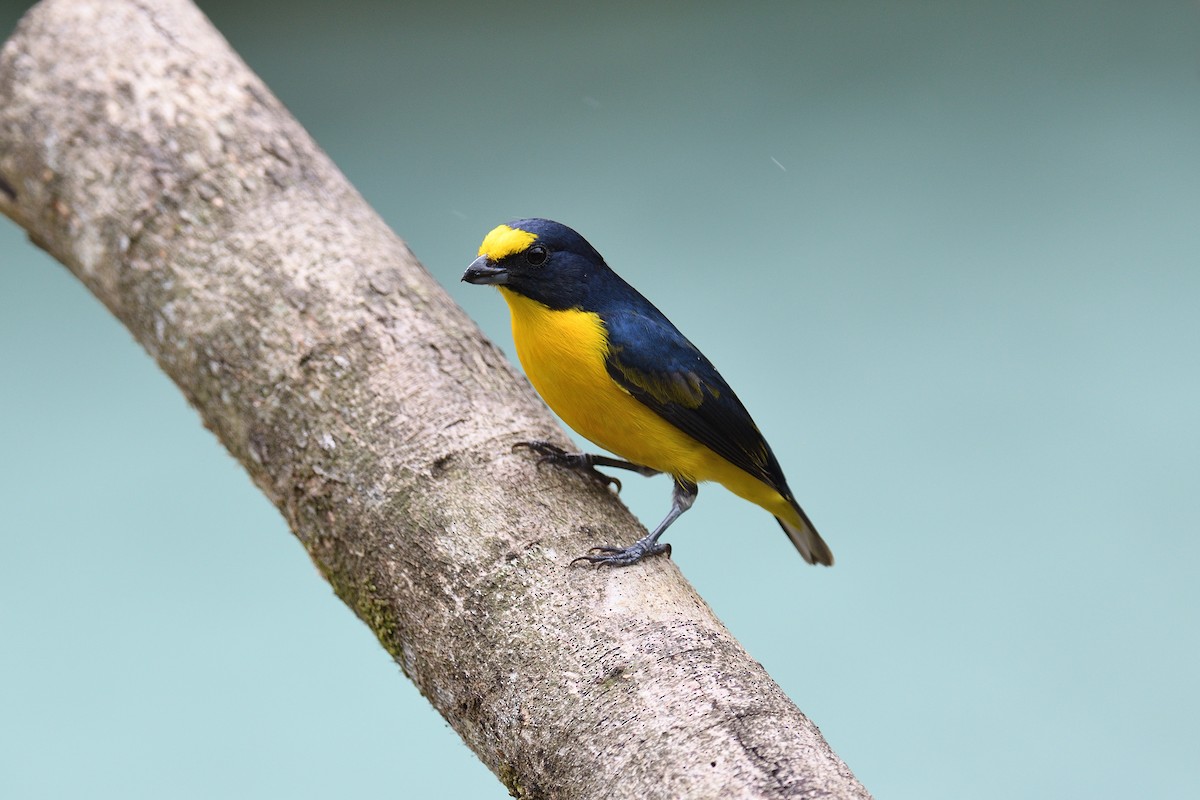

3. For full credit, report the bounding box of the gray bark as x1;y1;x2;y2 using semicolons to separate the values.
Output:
0;1;871;798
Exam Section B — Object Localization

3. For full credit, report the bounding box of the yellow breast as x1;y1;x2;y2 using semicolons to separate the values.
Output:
497;290;700;476
498;288;676;471
497;287;802;526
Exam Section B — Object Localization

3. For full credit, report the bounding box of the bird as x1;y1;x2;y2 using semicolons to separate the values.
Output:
461;218;833;568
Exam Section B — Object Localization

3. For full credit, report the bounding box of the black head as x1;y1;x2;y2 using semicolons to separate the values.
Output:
461;218;613;310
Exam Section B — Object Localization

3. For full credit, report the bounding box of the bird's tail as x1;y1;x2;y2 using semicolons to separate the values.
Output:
777;500;834;566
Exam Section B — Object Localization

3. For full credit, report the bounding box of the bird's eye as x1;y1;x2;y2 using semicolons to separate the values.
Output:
525;245;549;267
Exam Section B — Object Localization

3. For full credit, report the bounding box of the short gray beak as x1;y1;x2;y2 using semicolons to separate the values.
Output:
461;255;509;285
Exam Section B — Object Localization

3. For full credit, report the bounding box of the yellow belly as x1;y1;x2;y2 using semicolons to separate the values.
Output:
498;288;800;525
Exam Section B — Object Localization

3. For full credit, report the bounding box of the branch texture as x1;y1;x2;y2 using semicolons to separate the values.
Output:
0;1;870;798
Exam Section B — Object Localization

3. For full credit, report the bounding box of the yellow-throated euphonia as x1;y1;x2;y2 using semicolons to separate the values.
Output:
462;219;833;567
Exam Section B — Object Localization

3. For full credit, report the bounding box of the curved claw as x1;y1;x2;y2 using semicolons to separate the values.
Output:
569;541;672;567
513;440;622;493
512;440;564;457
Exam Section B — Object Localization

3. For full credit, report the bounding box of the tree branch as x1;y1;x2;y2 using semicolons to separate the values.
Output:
0;1;870;797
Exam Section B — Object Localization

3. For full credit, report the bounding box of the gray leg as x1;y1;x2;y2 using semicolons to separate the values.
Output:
572;479;698;567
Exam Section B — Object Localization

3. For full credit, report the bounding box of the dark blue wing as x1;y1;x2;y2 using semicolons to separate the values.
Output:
600;306;790;493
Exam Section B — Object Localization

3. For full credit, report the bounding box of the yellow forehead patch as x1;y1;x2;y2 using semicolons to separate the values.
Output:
478;224;538;261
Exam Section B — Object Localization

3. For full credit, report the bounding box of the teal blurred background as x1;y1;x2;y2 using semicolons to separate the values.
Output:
2;0;1198;797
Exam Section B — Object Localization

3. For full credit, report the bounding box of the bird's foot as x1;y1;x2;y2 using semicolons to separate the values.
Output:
570;539;671;567
513;440;622;492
